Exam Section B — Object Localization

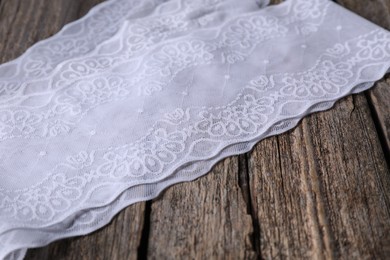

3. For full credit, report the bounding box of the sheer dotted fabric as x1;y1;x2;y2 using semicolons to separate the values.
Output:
0;0;389;258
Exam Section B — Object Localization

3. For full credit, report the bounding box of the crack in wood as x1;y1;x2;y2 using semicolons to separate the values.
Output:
238;153;262;260
137;201;151;260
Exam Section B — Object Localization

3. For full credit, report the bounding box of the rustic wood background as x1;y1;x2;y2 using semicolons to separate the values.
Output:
0;0;389;259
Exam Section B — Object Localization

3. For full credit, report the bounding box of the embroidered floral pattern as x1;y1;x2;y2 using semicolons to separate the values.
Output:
0;0;224;102
0;1;291;140
1;29;389;225
0;76;131;140
0;0;157;79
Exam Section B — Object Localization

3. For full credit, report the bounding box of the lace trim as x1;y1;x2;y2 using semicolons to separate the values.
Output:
0;0;223;104
1;27;388;231
0;0;161;81
0;0;329;141
0;0;329;218
0;74;386;260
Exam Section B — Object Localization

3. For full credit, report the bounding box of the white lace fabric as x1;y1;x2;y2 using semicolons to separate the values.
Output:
0;0;389;258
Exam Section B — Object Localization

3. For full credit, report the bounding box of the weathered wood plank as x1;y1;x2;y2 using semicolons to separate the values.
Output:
368;77;390;156
336;0;390;156
146;157;257;259
139;1;389;258
336;0;390;30
248;94;390;259
245;1;390;259
143;2;389;259
305;95;390;258
25;203;146;260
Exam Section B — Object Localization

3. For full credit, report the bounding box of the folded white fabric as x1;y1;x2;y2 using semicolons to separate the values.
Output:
0;0;389;258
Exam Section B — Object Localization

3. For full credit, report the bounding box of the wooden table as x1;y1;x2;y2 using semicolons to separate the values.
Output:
1;0;389;259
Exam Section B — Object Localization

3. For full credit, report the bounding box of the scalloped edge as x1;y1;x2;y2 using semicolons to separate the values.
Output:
1;67;389;259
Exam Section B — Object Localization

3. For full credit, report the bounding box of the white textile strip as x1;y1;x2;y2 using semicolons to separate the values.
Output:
0;0;389;258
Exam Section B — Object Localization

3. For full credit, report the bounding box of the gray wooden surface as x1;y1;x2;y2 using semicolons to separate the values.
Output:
0;0;388;259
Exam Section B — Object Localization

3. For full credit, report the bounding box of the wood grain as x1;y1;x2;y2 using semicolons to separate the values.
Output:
140;0;390;258
147;157;257;259
248;95;390;259
246;2;390;259
336;0;390;30
368;77;390;156
0;0;388;259
26;203;146;260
